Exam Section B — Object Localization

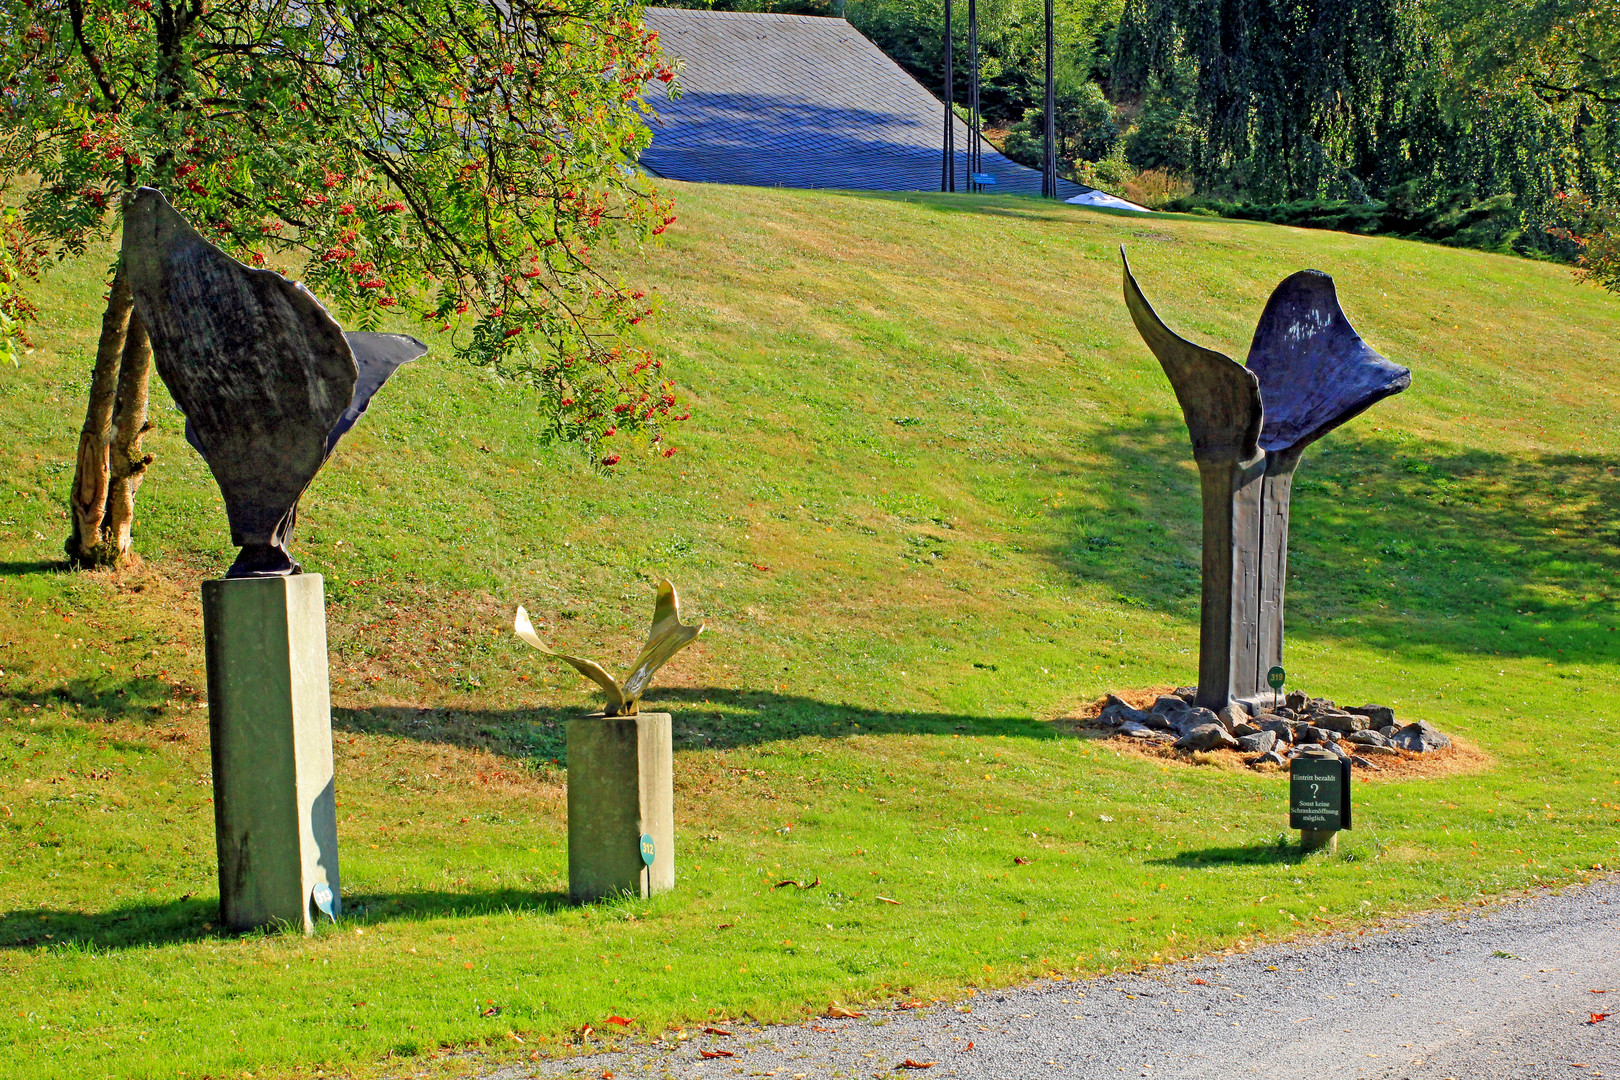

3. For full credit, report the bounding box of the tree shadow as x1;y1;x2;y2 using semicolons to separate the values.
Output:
2;674;176;721
334;691;1057;765
0;559;68;578
1047;417;1620;667
0;887;572;951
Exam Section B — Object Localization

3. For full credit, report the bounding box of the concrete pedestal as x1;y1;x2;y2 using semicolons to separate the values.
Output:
202;574;340;933
567;713;674;904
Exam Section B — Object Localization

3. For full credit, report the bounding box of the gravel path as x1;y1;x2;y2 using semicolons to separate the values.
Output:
502;878;1620;1080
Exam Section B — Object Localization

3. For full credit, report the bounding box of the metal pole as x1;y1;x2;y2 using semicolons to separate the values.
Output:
942;0;955;192
1042;0;1057;198
968;0;980;192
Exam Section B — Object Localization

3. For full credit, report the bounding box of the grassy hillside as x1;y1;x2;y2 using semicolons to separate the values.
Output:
1;183;1617;1080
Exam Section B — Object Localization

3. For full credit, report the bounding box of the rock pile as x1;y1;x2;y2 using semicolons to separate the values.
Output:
1092;687;1452;771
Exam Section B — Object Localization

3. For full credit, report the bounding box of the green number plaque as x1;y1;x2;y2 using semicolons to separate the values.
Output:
639;833;656;867
1267;665;1286;690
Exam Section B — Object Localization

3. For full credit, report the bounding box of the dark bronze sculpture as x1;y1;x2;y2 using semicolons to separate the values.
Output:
123;187;425;577
1121;250;1410;710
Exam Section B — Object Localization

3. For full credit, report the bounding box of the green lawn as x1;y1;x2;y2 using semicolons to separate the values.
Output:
1;183;1617;1080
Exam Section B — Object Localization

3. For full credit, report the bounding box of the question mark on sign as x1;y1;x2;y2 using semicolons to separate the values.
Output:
1311;783;1320;797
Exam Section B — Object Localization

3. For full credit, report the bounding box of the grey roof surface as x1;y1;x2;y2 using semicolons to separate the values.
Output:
640;7;1087;198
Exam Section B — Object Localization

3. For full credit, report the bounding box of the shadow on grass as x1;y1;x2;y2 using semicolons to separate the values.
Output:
1051;417;1620;667
1148;844;1307;868
2;674;176;722
334;690;1056;764
0;887;572;951
0;559;67;578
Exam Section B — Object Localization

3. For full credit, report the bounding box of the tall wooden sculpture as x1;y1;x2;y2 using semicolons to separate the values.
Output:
1121;251;1411;710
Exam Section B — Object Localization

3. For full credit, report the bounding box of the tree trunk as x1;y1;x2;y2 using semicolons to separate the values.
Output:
66;267;155;570
102;308;155;562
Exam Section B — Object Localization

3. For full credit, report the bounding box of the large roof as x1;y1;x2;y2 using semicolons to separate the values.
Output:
640;7;1089;198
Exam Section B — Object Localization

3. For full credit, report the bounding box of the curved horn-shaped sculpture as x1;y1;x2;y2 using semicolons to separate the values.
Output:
514;578;704;716
124;187;425;577
1122;250;1263;465
1122;252;1410;709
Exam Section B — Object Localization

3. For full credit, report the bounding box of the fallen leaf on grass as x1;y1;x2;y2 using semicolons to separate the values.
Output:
899;1060;935;1070
505;1031;524;1043
895;1000;925;1010
700;1049;734;1059
717;923;735;930
773;877;821;890
1189;978;1208;985
876;895;901;905
1589;1013;1611;1024
703;1026;732;1036
826;1004;865;1019
605;1015;635;1026
480;1003;501;1017
750;563;771;572
580;1024;595;1040
1013;857;1030;865
810;1025;834;1033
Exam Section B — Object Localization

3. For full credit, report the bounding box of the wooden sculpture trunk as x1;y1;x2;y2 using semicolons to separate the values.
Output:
1122;252;1410;710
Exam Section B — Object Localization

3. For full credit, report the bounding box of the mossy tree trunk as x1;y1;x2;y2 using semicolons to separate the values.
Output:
67;266;155;570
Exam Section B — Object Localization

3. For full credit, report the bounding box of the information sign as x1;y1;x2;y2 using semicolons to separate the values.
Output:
970;173;998;185
1289;754;1351;831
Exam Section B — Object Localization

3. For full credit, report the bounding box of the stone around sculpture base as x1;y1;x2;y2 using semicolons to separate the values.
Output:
202;574;340;933
567;713;675;904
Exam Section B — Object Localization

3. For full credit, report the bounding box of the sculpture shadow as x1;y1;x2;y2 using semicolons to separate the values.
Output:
334;691;1058;766
0;887;571;951
1050;417;1620;667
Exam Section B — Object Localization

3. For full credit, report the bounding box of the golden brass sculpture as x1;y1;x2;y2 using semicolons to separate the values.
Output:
514;579;704;716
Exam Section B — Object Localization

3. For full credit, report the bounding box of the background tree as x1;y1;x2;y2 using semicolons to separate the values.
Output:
1113;0;1405;200
0;0;684;571
0;205;40;369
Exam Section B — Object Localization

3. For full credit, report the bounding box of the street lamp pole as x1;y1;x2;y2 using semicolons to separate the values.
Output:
1042;0;1057;198
968;0;981;191
942;0;955;192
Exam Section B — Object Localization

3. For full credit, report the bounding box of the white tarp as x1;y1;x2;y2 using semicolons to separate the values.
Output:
1066;189;1152;213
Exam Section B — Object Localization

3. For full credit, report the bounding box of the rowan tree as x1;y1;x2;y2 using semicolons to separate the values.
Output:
0;0;685;569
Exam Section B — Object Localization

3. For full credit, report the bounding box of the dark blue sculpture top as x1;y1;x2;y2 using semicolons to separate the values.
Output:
123;187;425;578
1246;271;1411;455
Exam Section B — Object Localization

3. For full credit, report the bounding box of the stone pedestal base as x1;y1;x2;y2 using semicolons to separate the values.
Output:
567;713;674;904
202;574;340;933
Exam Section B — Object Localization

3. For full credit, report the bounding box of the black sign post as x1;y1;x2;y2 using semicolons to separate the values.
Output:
1289;750;1350;852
